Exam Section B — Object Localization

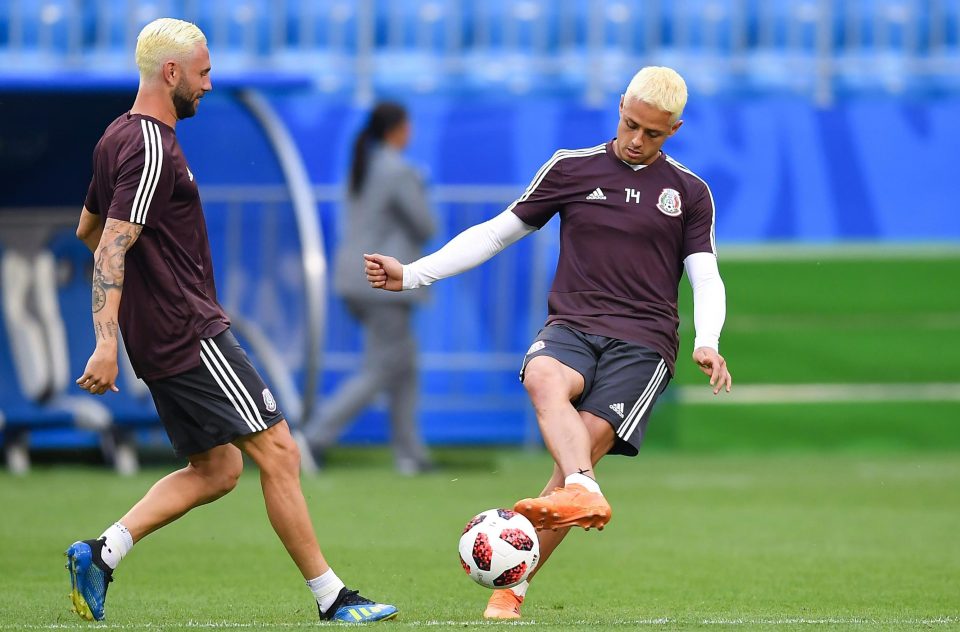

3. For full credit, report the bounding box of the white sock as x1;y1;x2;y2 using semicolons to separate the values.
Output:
98;522;134;570
565;472;601;494
509;580;529;598
307;568;346;613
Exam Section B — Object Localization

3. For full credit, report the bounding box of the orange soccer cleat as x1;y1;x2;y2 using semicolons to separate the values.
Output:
483;589;524;620
514;483;612;531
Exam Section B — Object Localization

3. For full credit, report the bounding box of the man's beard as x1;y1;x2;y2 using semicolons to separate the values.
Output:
173;81;198;120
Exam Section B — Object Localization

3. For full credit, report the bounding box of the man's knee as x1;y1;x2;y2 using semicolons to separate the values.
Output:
268;430;301;474
244;421;301;476
191;448;243;498
523;356;583;404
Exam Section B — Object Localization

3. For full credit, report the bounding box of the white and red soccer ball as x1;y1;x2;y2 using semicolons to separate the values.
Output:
458;508;540;589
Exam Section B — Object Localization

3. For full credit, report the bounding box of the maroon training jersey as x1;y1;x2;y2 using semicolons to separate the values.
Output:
509;141;717;373
84;112;229;380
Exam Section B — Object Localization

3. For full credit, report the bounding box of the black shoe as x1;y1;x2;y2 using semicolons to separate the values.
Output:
318;587;398;622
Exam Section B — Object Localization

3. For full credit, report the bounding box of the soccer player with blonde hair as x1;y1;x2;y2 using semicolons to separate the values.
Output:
365;66;732;619
65;18;397;624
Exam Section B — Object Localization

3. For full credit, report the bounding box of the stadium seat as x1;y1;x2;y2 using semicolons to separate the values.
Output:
0;243;113;474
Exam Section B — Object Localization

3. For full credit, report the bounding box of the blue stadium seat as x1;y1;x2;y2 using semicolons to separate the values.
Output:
0;309;83;474
0;239;114;473
283;0;358;54
661;0;742;53
369;0;467;93
832;0;933;94
187;0;278;58
0;0;83;73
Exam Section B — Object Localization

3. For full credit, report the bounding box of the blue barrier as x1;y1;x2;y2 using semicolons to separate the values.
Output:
176;93;960;241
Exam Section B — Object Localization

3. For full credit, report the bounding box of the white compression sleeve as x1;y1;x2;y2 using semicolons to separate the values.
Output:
403;210;536;289
684;252;726;351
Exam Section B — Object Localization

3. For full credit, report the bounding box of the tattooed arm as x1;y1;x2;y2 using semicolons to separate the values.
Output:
76;218;143;395
76;207;104;253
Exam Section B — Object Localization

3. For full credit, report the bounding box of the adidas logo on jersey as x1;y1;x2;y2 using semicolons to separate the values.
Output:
609;402;624;418
585;187;606;200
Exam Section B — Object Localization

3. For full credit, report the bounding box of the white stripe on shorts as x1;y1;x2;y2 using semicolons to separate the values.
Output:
616;359;668;442
200;339;266;432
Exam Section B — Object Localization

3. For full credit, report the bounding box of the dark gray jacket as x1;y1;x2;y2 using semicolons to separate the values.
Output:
333;145;437;304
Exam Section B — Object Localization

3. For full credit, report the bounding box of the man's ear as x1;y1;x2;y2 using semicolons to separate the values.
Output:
162;60;178;86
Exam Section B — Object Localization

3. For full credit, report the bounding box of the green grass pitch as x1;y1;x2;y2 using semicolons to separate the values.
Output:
2;448;959;631
2;250;959;629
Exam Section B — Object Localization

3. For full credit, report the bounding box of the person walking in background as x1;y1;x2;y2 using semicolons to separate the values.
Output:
66;18;396;623
363;66;732;619
304;102;437;476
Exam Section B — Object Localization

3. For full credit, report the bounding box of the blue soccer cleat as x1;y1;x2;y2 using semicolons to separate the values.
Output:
65;539;113;621
319;587;398;623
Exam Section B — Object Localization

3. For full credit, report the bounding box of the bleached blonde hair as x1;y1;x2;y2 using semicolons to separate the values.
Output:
623;66;688;123
135;18;206;79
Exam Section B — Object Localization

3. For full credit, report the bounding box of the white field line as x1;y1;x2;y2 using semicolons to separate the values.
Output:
720;312;960;331
720;243;960;261
676;383;960;404
9;616;960;629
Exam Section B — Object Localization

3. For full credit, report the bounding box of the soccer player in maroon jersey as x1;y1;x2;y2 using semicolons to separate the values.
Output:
65;18;396;624
364;66;732;619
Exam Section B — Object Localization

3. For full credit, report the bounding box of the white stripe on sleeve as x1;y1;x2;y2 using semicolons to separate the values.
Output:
138;121;163;224
130;120;163;224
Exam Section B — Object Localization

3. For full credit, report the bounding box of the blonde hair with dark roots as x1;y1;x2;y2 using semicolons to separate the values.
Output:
135;18;206;79
624;66;688;123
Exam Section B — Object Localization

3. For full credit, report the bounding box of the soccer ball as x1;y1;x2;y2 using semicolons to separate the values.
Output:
458;508;540;589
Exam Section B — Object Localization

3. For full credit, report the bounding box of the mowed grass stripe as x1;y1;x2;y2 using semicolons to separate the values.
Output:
673;256;960;386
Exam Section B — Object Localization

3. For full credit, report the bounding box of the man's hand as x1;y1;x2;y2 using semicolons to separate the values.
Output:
76;348;120;395
364;253;404;291
692;347;732;395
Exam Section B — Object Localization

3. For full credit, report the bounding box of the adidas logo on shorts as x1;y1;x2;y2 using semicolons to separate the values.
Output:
585;187;606;200
609;402;624;419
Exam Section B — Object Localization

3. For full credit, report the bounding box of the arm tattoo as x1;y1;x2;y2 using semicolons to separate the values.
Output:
94;319;120;342
91;220;143;314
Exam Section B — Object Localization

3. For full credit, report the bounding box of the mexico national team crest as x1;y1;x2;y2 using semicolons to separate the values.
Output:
656;188;682;216
262;388;277;413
